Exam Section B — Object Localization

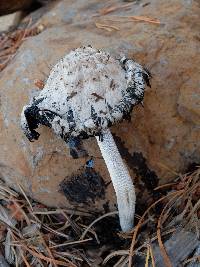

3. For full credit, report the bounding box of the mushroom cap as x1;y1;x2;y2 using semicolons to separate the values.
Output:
21;46;150;142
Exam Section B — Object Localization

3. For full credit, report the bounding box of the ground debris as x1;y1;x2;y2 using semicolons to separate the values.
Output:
0;20;44;72
97;3;134;16
0;167;199;266
95;15;160;32
152;228;200;267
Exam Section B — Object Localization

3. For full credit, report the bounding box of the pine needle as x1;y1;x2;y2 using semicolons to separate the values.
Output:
95;22;120;31
98;3;133;16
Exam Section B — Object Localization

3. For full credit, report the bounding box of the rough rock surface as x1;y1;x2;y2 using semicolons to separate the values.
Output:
0;0;199;211
0;12;22;32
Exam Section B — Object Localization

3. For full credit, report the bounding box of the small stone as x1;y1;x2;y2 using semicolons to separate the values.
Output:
0;11;22;32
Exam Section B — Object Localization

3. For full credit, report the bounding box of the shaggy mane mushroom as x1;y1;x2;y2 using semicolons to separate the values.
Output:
21;46;151;232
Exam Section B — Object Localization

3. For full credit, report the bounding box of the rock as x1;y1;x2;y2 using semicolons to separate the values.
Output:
152;229;199;267
178;73;200;125
0;12;22;32
0;0;199;211
0;254;9;267
187;244;200;267
135;228;200;267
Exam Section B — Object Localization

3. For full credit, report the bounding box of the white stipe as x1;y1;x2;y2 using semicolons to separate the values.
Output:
96;128;135;232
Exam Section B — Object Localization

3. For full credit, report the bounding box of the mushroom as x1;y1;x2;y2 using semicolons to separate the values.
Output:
21;46;151;232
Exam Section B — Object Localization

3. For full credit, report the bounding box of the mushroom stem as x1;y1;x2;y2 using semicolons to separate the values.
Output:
95;128;135;232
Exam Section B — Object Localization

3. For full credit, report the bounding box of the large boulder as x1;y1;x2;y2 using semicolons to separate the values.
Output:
0;0;199;211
